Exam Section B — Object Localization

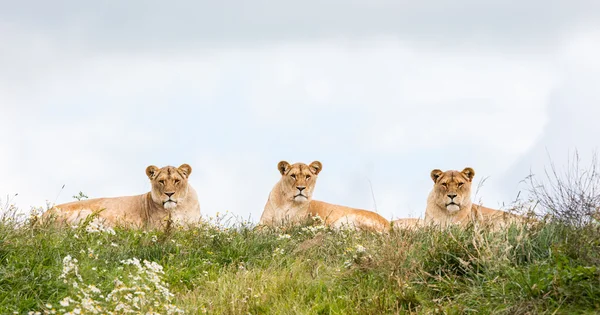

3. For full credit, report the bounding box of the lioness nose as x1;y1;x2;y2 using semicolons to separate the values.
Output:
297;186;306;192
447;194;457;199
165;192;175;197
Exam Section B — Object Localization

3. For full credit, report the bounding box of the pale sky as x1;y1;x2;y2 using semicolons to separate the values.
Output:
1;1;599;222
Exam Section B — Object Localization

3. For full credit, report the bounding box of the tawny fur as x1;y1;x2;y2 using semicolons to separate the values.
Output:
391;218;424;230
43;164;201;229
424;167;525;229
259;161;390;232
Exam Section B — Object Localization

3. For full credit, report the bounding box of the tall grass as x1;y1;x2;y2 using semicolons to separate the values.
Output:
0;214;598;314
1;153;599;314
528;152;600;226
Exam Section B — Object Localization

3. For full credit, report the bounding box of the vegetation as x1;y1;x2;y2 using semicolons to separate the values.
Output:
1;154;599;314
0;211;598;314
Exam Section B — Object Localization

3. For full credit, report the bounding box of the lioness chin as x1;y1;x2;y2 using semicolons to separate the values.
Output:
258;160;390;232
424;167;527;229
43;164;201;229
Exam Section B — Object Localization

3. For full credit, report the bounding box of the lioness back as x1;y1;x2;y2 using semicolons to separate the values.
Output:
309;200;390;231
472;204;528;227
44;164;201;229
391;218;423;230
259;160;390;232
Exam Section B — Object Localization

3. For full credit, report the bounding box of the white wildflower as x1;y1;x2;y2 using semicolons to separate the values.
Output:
312;214;323;223
84;220;116;235
300;224;327;235
87;284;102;294
355;244;366;253
48;256;183;314
60;297;73;307
59;256;82;283
143;260;164;274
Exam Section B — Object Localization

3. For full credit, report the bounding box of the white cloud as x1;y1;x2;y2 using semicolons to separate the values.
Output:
2;0;598;51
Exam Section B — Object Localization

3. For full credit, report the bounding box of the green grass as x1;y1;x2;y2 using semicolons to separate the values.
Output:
1;214;599;314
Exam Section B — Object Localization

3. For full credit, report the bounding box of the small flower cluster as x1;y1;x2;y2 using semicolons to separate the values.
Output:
83;220;116;235
29;206;44;220
59;255;82;283
355;244;366;253
277;234;291;240
311;214;323;223
46;255;183;314
298;214;330;235
272;247;285;256
343;244;372;268
300;224;327;235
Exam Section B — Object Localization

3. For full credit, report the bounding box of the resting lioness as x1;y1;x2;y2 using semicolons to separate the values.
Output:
43;164;201;229
425;167;524;228
259;161;390;232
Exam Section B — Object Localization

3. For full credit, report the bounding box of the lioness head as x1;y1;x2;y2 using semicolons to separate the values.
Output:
277;161;322;204
430;167;475;213
145;164;193;210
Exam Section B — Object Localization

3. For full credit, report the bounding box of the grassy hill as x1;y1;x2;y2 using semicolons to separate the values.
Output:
0;211;599;314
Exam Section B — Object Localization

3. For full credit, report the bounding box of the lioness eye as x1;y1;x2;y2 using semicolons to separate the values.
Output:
159;180;165;185
175;179;180;184
441;183;447;188
290;174;296;179
306;175;311;180
458;183;463;188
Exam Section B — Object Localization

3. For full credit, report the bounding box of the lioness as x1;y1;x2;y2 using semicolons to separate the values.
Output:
425;167;524;228
43;164;201;228
259;161;390;232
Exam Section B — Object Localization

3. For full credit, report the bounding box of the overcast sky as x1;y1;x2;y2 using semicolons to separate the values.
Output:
1;1;599;222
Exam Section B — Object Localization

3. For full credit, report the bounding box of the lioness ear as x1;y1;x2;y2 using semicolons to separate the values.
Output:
146;165;159;179
178;164;192;178
461;167;475;182
430;169;443;183
309;161;322;175
278;161;291;175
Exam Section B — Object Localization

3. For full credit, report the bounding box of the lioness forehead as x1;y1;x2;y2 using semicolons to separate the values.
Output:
288;163;313;175
154;166;185;180
438;171;468;183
